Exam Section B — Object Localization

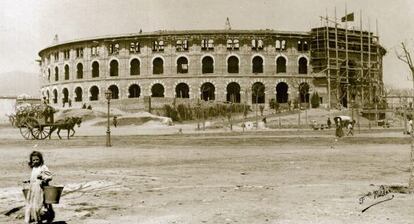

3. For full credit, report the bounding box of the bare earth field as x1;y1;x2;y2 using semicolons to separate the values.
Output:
0;127;413;224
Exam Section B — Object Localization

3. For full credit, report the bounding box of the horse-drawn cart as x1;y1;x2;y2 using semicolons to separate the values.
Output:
11;104;81;140
13;104;54;140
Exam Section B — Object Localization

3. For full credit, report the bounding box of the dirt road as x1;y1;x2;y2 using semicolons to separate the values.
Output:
0;130;413;223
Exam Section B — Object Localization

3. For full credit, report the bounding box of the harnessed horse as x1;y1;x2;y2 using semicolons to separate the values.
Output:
51;117;82;139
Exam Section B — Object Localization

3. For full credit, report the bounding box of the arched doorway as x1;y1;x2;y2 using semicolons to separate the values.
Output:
128;84;140;98
252;82;265;104
151;84;165;97
226;82;241;103
175;83;190;98
276;82;289;103
200;82;215;101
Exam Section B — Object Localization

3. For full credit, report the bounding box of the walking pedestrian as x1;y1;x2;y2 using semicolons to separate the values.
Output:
327;117;332;129
113;116;118;128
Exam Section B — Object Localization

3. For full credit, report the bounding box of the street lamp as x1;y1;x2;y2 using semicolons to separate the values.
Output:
105;89;112;147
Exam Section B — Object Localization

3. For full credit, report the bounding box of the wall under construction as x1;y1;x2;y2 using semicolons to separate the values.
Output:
310;26;386;109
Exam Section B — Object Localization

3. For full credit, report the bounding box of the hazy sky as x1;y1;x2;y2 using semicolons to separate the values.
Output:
1;0;414;88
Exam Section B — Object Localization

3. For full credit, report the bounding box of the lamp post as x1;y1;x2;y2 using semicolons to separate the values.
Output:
105;90;112;147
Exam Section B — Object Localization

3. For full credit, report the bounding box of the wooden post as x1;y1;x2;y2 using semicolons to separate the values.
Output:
327;13;332;110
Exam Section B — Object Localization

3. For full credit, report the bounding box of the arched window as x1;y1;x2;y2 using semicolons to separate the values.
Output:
175;83;189;98
92;61;99;78
202;56;214;74
177;57;188;74
276;57;287;73
276;82;289;103
53;89;58;104
90;86;99;101
252;82;265;104
130;59;140;76
128;84;141;98
299;82;310;103
252;56;263;73
227;56;239;73
62;88;69;104
226;82;241;103
64;65;69;80
153;58;164;74
74;87;82;102
110;60;119;76
298;57;308;74
200;82;215;101
54;67;59;81
108;85;119;99
151;84;165;97
48;69;51;81
46;90;50;102
77;63;83;79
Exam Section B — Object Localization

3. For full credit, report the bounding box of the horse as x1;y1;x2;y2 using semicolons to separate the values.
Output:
51;116;82;139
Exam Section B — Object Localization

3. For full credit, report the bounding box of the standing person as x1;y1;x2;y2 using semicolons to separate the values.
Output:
327;117;332;129
113;116;118;128
347;121;354;136
408;119;413;135
335;117;343;138
24;151;54;223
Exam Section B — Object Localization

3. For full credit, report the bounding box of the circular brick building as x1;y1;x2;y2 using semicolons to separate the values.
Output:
38;29;333;111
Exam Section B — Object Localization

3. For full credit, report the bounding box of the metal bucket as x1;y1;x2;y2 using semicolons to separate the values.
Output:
22;188;29;199
43;186;64;204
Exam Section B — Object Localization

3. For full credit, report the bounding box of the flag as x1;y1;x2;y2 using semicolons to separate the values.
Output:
341;12;354;22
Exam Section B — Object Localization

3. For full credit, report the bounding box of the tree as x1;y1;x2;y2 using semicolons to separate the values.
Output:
311;92;320;108
396;41;414;191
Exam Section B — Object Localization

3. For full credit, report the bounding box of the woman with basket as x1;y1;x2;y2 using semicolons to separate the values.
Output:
24;151;55;224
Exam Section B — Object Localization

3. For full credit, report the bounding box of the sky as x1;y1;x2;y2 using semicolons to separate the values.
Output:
1;0;414;89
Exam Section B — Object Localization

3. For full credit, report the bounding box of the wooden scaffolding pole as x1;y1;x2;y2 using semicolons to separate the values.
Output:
335;8;340;109
360;10;364;108
326;11;331;110
345;4;350;108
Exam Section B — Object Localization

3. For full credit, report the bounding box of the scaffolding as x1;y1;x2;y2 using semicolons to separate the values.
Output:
310;21;386;110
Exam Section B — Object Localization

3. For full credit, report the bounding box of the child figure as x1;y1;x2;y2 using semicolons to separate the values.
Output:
24;151;54;224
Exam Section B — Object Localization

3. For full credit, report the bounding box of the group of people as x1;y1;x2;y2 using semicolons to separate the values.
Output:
333;117;356;138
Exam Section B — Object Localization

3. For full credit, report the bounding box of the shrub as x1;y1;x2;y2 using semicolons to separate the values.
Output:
311;92;320;108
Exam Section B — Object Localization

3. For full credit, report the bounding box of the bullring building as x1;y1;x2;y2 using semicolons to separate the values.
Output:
38;26;385;110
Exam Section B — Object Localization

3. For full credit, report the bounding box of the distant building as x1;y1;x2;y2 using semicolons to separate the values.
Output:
37;27;385;110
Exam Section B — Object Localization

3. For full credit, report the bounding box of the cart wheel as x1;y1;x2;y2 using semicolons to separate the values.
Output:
30;120;51;140
19;118;35;140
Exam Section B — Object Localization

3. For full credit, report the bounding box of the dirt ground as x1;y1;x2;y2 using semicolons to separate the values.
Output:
0;126;413;224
